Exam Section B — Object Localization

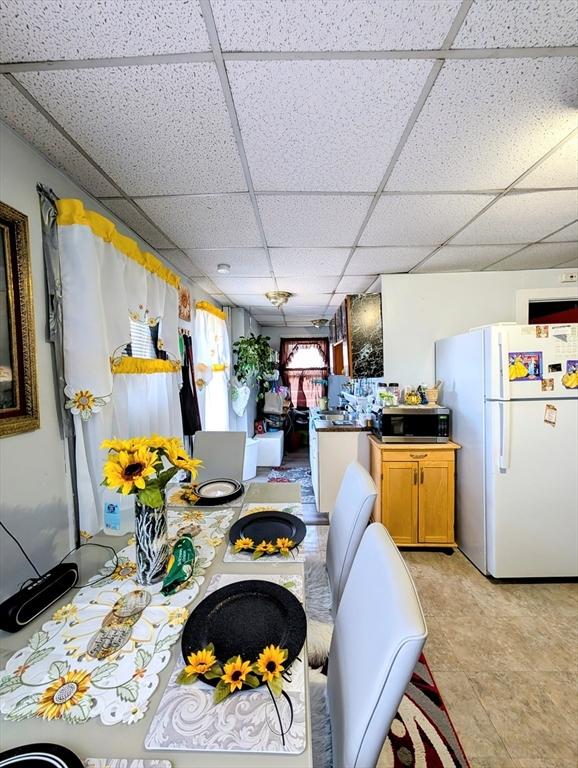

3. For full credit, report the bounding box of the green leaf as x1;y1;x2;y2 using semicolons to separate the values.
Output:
213;680;231;704
117;680;139;702
135;649;152;669
62;697;92;723
176;669;197;685
204;664;223;680
26;647;54;667
157;466;179;489
29;630;49;650
6;694;41;721
0;675;22;695
154;633;181;654
244;674;260;688
268;675;283;697
282;580;296;590
48;660;69;679
91;662;118;683
252;549;264;560
137;486;164;509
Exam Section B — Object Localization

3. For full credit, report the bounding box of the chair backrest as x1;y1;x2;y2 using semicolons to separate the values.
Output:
193;431;246;484
327;523;427;768
326;461;377;612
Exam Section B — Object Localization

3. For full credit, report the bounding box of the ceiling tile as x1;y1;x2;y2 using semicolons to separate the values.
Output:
556;258;578;269
490;242;578;271
347;246;431;273
544;221;578;242
283;305;331;315
329;294;348;307
226;294;277;308
270;248;350;276
386;58;578;191
453;0;578;48
227;59;431;191
276;277;339;293
360;195;489;246
251;315;286;324
157;249;204;278
213;0;460;51
516;135;578;189
282;294;334;307
0;79;116;196
0;0;210;62
336;275;375;293
138;195;262;248
258;195;369;246
100;199;173;248
453;190;578;245
183;248;270;276
17;64;246;195
211;276;275;293
415;244;520;272
192;277;223;295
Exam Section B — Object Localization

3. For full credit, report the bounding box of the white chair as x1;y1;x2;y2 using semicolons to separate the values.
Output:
192;431;246;484
309;523;428;768
305;461;377;666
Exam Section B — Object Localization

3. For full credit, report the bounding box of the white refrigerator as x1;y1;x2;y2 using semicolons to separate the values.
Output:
436;323;578;578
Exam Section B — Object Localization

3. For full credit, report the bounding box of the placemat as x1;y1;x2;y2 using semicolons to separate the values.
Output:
166;483;244;509
0;508;234;726
85;761;171;768
144;572;306;755
223;502;306;564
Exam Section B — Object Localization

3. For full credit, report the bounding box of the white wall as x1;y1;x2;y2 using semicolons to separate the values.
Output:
0;123;214;599
381;270;578;386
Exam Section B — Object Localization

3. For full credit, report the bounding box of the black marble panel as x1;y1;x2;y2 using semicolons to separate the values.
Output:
348;293;384;378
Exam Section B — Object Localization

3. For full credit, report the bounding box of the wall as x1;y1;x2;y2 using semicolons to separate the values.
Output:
0;123;214;600
381;270;578;386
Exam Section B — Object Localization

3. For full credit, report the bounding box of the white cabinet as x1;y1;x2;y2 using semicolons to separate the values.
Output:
309;419;320;509
312;428;370;516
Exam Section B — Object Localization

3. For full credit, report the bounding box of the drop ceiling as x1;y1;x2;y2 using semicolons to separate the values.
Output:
1;0;577;327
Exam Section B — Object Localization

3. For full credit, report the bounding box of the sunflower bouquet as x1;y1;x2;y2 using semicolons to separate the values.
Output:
101;435;202;509
233;537;297;559
177;643;289;703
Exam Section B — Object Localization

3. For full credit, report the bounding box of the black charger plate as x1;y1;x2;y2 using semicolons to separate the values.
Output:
193;478;244;506
181;579;306;687
229;510;306;551
0;743;83;768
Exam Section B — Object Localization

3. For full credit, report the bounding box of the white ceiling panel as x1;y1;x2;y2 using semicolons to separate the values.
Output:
386;58;578;192
258;195;369;246
347;246;431;274
226;294;277;308
192;277;223;296
0;0;210;62
270;248;350;277
138;195;262;248
280;294;333;307
453;0;578;48
283;305;331;315
557;258;578;269
276;276;339;293
544;221;578;242
453;190;578;244
329;294;348;307
415;244;520;272
0;78;116;197
100;199;173;249
211;276;275;293
516;134;578;189
157;249;204;277
360;194;489;246
183;248;270;276
490;242;578;271
227;59;431;191
213;0;460;51
17;64;246;195
336;275;375;293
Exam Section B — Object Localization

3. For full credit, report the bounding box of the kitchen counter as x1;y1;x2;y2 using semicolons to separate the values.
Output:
314;418;371;432
368;435;461;450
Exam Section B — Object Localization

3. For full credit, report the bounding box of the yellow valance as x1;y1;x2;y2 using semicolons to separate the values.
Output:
111;357;181;375
57;199;180;290
196;300;226;321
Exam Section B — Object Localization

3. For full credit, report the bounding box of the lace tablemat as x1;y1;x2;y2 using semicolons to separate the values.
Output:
166;483;244;509
0;508;234;726
145;572;306;755
223;502;306;564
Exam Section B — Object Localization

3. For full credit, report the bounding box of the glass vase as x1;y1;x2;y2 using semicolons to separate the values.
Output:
134;490;169;586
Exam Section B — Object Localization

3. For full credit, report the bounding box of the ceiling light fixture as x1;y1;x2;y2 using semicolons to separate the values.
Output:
216;263;231;274
311;319;329;328
265;291;292;308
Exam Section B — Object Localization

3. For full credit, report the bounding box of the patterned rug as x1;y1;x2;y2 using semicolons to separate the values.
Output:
267;464;315;504
383;654;470;767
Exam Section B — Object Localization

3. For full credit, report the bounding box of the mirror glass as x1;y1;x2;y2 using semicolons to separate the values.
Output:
0;225;15;410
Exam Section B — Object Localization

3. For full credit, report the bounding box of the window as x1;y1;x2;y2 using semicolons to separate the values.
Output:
279;338;329;409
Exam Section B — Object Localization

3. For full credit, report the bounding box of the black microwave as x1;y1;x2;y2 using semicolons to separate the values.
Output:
373;406;450;443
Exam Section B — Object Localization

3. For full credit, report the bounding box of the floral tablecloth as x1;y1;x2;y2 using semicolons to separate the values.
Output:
145;572;306;755
0;508;234;726
223;502;306;564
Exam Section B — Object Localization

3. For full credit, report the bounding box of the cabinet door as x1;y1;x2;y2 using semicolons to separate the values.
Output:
381;461;418;544
418;461;454;544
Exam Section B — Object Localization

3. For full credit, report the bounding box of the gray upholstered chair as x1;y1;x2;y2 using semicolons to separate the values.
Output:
192;431;246;484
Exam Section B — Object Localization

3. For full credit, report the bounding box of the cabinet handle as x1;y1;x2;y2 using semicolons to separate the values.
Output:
413;469;418;485
420;468;424;484
410;453;427;459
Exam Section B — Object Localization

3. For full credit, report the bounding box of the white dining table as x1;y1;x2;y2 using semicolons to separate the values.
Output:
0;482;312;768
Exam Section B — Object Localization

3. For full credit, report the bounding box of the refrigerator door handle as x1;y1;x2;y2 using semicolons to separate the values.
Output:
497;331;509;401
498;401;511;471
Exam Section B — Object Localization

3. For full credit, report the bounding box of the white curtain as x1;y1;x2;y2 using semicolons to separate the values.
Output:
193;302;230;431
57;199;183;534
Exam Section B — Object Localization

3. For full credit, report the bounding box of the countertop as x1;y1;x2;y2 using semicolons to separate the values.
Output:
368;435;461;450
314;418;372;432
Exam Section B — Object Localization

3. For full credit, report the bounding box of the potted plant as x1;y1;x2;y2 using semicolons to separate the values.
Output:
232;334;277;405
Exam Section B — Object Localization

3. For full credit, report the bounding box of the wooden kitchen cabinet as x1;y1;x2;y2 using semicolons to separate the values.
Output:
369;437;460;548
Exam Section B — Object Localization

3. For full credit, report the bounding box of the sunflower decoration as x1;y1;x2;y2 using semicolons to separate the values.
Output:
52;603;78;623
216;656;259;702
64;385;110;422
276;537;296;557
176;644;223;686
103;447;158;496
36;669;92;720
233;537;254;553
255;645;288;695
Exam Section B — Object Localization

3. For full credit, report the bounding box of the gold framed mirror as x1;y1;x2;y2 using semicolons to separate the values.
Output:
0;201;39;437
